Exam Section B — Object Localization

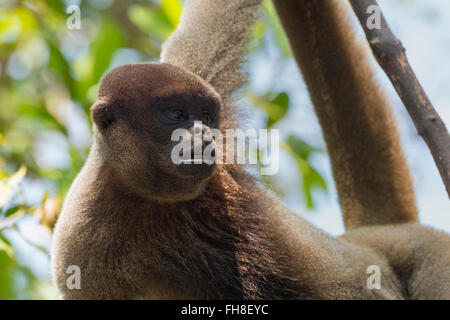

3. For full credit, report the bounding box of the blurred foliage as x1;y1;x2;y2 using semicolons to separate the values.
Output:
0;0;326;299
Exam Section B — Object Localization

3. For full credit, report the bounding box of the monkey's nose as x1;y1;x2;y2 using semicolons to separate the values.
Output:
193;123;211;136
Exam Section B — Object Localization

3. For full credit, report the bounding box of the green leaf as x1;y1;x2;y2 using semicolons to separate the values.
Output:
47;41;75;95
286;135;321;160
248;91;290;128
251;21;266;42
283;137;326;209
0;133;6;146
298;159;327;209
44;0;65;13
0;165;27;208
0;234;14;258
18;103;67;134
161;0;182;28
128;5;173;41
267;92;289;127
4;205;21;218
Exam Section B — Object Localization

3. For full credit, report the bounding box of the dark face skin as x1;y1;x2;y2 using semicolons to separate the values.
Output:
91;62;222;202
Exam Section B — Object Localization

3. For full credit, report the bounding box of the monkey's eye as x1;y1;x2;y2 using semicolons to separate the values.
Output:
166;110;188;121
201;111;212;125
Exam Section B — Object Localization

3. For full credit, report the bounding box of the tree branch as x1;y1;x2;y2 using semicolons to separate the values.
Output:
349;0;450;197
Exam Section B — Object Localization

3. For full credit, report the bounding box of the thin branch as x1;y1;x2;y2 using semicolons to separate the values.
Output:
349;0;450;197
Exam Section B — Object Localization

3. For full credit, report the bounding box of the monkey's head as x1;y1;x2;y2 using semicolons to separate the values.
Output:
91;63;222;202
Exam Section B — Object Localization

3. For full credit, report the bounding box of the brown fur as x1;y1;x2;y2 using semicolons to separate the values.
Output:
161;0;263;129
272;0;418;230
51;0;450;300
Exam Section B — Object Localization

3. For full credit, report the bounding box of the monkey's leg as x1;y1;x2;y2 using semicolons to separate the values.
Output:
343;224;450;299
272;0;418;230
402;227;450;299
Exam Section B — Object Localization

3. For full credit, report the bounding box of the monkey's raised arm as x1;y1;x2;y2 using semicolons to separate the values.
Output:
272;0;418;229
161;0;262;104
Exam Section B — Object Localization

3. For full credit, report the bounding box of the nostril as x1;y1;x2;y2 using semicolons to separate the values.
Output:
202;140;212;150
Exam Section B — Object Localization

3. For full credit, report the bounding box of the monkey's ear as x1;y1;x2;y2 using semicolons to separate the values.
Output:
91;101;115;130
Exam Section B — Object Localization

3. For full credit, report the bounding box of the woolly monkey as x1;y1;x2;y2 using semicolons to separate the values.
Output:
52;0;450;299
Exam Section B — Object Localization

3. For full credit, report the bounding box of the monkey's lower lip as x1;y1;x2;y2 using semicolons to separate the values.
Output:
176;160;215;176
180;159;214;164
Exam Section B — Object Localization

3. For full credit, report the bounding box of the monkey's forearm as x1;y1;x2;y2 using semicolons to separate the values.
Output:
161;0;263;103
272;0;418;230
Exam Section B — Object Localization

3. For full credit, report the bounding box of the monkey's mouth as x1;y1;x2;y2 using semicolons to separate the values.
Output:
176;158;216;177
180;159;214;165
177;147;216;165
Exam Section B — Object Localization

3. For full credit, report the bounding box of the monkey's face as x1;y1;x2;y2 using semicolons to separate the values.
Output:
91;63;222;202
